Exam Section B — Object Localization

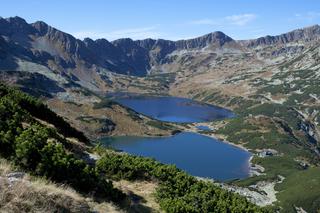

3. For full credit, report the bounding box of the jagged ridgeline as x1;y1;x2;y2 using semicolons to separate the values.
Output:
0;83;271;212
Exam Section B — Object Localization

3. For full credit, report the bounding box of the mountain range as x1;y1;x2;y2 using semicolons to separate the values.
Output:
1;16;320;95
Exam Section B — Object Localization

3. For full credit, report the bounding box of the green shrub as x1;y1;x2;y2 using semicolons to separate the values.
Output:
0;84;125;202
96;150;270;212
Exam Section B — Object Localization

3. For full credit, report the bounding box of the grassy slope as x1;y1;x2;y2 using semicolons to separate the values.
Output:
0;158;122;213
216;104;320;212
209;68;320;212
46;96;175;140
276;167;320;212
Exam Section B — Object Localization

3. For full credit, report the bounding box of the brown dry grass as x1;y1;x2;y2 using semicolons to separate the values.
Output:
46;98;172;139
0;159;122;213
114;180;162;213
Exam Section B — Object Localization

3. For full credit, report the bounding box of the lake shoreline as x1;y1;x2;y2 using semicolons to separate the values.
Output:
175;124;254;177
102;131;251;181
105;126;255;179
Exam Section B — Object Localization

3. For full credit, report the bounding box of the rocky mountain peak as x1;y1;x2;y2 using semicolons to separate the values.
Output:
176;31;234;49
0;16;34;35
297;24;320;40
31;20;77;44
32;21;51;36
82;37;94;45
94;38;114;47
112;37;134;43
5;16;28;25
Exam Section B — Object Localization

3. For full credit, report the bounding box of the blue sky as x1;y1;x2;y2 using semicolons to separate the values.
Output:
1;0;320;41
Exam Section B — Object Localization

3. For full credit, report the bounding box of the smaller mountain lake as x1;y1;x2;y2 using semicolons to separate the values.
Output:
101;132;251;181
196;125;212;131
114;96;234;123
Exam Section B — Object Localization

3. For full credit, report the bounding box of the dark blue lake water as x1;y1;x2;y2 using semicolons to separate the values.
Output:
101;132;251;181
115;96;234;123
197;125;212;131
103;96;250;181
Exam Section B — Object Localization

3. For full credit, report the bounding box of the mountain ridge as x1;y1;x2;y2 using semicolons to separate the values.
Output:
2;16;319;45
0;16;320;92
240;24;320;47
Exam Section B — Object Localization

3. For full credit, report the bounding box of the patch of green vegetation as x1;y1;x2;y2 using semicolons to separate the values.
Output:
226;97;248;108
202;91;228;104
219;102;317;157
236;157;320;213
0;84;88;143
258;83;291;95
249;77;269;87
126;108;143;121
0;84;124;202
236;156;302;186
145;73;176;90
240;103;302;130
95;147;271;213
279;54;305;70
224;73;254;84
197;130;214;134
217;98;320;212
192;91;259;111
146;120;174;130
256;69;319;109
276;167;320;212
